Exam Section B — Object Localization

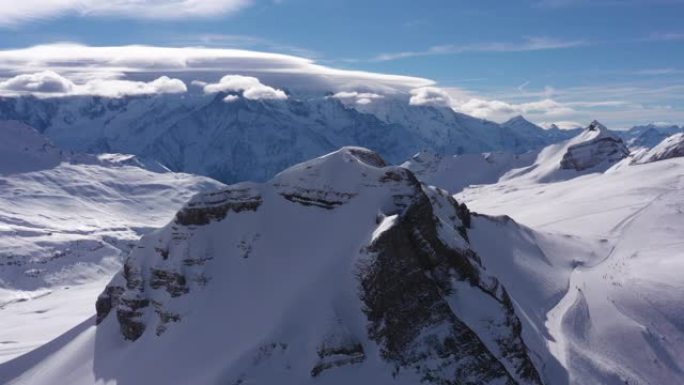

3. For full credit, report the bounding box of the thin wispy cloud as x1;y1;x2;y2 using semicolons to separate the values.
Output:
631;68;683;76
170;34;319;58
463;80;684;128
537;0;684;8
0;0;253;27
645;32;684;42
371;37;588;62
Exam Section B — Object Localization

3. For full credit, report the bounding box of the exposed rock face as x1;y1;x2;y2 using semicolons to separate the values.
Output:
361;186;540;385
175;185;262;225
631;133;684;164
95;147;547;384
559;121;629;171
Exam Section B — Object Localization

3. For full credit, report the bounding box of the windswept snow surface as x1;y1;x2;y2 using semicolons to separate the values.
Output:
0;121;222;363
457;157;684;385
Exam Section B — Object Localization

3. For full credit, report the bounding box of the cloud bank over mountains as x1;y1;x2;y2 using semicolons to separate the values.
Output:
0;43;667;127
0;44;433;94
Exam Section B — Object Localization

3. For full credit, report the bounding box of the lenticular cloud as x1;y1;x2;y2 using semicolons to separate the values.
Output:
0;44;434;95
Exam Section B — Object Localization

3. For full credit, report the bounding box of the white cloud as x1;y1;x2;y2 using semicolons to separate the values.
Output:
0;0;252;26
409;87;452;107
0;71;187;97
647;32;684;42
0;71;73;93
454;97;576;121
330;91;384;105
0;44;433;94
0;44;679;129
77;76;187;97
203;75;287;100
223;95;240;103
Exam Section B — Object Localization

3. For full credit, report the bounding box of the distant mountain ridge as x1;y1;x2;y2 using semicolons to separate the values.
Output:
0;94;577;184
618;123;683;149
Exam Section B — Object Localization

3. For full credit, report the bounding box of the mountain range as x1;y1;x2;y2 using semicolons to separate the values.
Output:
1;98;683;385
0;94;578;184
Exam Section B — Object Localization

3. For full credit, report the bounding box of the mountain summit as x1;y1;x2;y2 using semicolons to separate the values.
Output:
3;147;558;385
500;120;630;183
558;120;629;171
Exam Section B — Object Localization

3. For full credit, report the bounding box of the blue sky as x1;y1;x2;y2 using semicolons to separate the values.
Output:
0;0;683;128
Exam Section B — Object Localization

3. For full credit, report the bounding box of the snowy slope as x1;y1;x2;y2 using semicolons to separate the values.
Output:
631;132;684;164
402;150;538;193
457;156;684;385
0;94;575;184
0;122;222;362
0;121;62;174
501;121;630;183
0;147;571;385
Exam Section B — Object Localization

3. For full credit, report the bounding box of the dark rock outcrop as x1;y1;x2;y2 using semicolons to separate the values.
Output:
175;185;262;226
359;186;541;385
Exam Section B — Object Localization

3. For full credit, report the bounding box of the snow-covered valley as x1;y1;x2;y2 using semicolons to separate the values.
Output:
0;121;222;363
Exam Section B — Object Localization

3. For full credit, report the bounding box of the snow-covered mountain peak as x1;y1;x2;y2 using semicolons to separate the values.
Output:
503;115;533;126
501;121;629;183
401;149;443;175
77;146;552;385
557;121;628;172
586;120;608;132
